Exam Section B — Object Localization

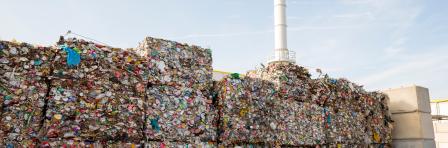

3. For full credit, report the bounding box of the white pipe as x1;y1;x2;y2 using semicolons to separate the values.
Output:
274;0;289;62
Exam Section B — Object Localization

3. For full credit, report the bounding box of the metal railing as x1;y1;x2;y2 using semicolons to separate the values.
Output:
267;50;296;63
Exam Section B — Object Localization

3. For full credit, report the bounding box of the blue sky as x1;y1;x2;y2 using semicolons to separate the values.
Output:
1;0;447;98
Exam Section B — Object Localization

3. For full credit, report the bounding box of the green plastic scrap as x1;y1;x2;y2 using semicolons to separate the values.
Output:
57;87;64;93
73;47;82;54
205;48;212;55
230;73;240;79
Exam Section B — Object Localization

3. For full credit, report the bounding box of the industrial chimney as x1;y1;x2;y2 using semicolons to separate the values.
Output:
269;0;295;64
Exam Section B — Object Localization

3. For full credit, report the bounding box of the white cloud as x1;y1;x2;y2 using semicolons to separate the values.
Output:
355;49;448;88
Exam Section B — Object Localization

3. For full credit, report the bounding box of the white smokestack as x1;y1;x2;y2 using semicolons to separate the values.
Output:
269;0;295;64
275;0;287;52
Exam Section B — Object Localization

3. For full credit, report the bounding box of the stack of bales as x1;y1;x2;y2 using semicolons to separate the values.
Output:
0;36;217;147
215;63;392;147
0;37;392;147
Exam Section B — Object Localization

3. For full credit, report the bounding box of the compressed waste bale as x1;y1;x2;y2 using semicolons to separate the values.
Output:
216;76;271;145
41;37;146;145
101;46;150;144
314;77;393;146
253;63;326;145
245;77;276;144
81;46;146;143
216;73;325;146
315;77;369;144
136;37;216;142
0;41;53;146
250;64;326;144
316;77;361;144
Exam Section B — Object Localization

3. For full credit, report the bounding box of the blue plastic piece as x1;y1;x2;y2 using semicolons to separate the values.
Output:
62;46;81;67
150;117;161;132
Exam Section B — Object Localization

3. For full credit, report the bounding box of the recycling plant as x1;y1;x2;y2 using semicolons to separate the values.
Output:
0;37;392;147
